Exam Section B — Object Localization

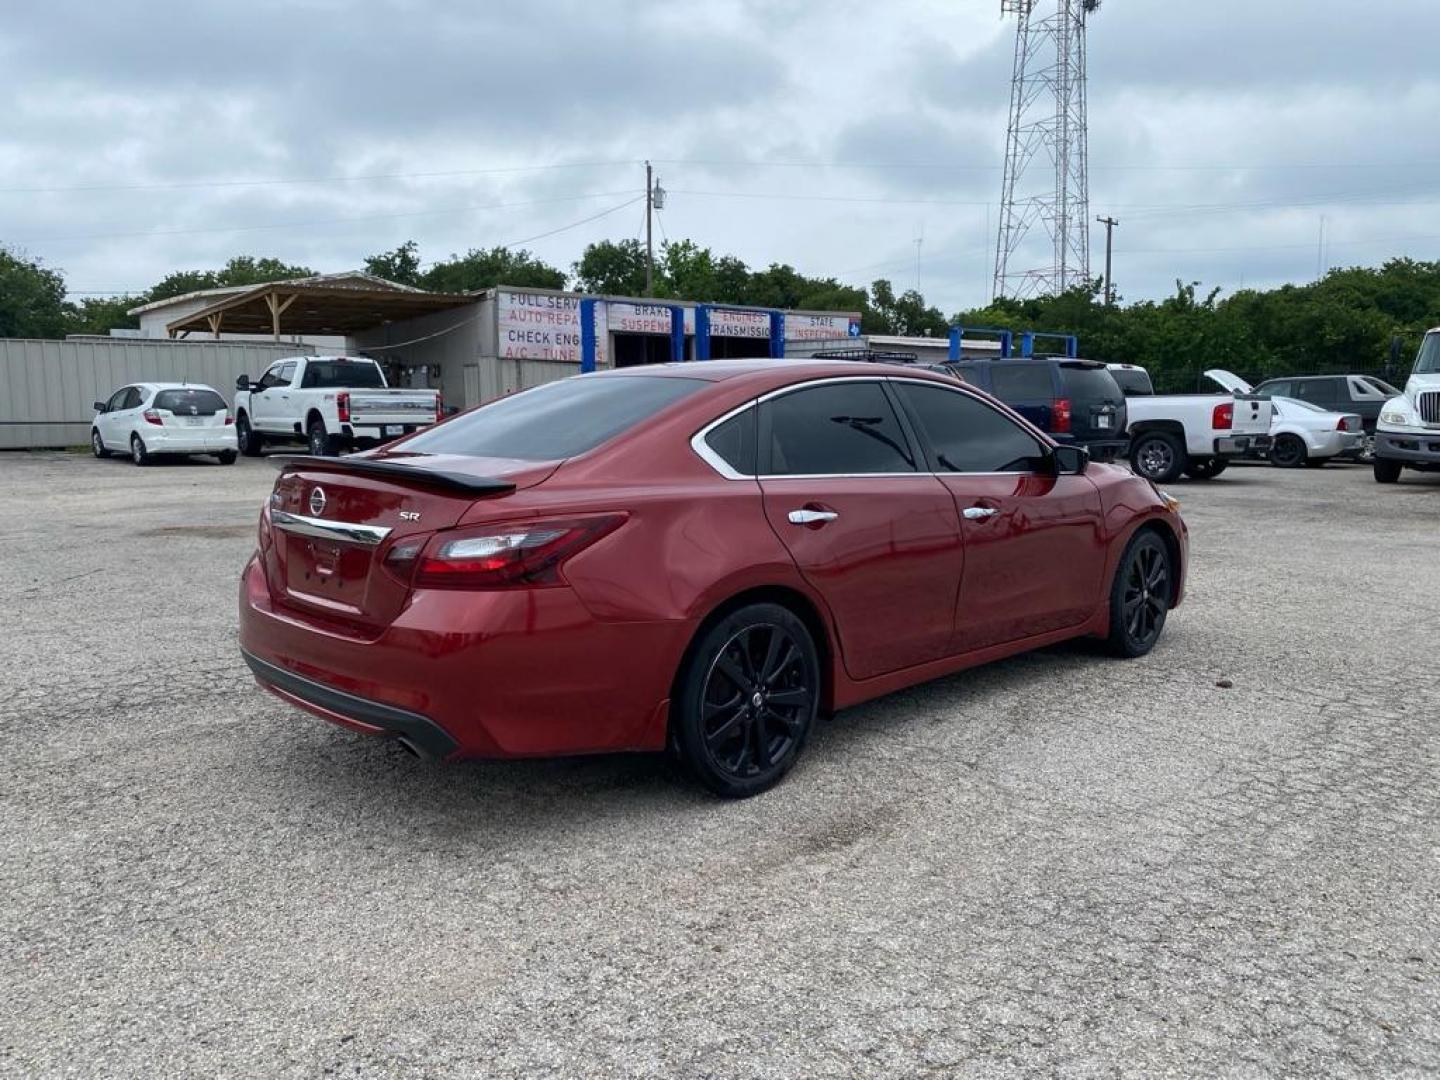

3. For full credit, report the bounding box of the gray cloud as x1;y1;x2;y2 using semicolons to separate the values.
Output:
2;0;1438;313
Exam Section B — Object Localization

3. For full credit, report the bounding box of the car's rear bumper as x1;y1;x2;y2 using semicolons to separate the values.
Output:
343;422;433;444
237;553;682;759
242;649;459;758
143;428;238;453
1215;433;1271;456
1375;430;1440;465
1054;435;1130;462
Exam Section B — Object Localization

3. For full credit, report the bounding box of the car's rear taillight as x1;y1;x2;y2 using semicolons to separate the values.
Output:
224;413;235;426
434;391;444;420
1212;402;1234;430
1337;417;1352;432
336;391;350;424
1051;398;1072;434
411;514;626;590
143;409;164;425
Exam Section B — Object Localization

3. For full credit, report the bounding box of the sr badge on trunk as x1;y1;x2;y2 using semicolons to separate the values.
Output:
309;487;327;516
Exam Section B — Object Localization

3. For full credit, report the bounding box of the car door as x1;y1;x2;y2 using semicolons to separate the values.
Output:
888;379;1107;653
756;378;964;680
252;362;294;431
99;386;131;448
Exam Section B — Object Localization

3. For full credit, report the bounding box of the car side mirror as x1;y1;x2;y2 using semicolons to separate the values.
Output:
236;375;252;392
1050;444;1089;475
93;401;108;413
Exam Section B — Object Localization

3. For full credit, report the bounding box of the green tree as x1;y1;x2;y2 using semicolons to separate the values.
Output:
363;240;422;287
148;255;314;302
64;295;142;336
865;279;948;337
0;247;68;338
572;239;650;296
420;246;565;293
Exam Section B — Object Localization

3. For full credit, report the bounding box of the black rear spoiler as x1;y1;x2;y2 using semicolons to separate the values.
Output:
269;454;517;496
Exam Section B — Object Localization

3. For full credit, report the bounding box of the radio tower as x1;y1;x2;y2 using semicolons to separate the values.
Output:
993;0;1098;300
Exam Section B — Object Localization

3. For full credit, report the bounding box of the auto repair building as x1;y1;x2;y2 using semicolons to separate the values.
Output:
151;275;864;410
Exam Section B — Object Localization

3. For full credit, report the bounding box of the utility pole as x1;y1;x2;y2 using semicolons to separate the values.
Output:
1096;214;1118;304
644;160;654;297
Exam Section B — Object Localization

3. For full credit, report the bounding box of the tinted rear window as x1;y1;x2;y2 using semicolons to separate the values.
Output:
1059;364;1123;404
400;375;707;461
302;361;386;389
153;389;226;415
1107;367;1154;396
989;364;1056;400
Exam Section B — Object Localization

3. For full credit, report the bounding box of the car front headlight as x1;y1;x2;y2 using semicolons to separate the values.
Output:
1381;409;1410;426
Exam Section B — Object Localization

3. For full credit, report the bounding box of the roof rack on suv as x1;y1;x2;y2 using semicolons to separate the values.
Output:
808;348;923;364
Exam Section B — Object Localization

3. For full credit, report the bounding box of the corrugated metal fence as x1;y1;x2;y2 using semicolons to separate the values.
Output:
0;338;314;449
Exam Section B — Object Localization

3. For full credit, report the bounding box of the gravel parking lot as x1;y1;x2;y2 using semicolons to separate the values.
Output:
2;451;1437;1078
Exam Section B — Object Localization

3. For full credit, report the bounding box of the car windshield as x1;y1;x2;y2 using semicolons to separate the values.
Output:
398;374;708;461
302;360;386;389
152;388;227;415
1414;333;1440;374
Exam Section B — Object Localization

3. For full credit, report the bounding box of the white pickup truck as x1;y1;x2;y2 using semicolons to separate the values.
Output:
1107;363;1274;482
233;356;441;457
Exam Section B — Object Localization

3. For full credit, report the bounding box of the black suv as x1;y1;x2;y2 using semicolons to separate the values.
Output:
942;357;1129;461
1251;374;1401;434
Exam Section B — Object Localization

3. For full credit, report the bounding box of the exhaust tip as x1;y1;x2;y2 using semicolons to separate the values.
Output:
395;737;423;759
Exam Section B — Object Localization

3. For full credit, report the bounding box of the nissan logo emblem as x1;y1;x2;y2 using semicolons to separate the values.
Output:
309;486;327;516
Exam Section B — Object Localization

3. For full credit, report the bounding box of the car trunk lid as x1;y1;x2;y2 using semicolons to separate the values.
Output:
262;453;557;633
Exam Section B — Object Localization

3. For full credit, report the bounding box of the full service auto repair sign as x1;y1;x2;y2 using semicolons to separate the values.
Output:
497;291;604;364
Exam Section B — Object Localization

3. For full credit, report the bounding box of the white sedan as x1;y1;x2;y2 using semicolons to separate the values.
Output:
1265;395;1365;468
92;382;239;466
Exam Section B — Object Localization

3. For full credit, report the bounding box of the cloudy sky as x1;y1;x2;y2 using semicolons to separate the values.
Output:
3;0;1437;314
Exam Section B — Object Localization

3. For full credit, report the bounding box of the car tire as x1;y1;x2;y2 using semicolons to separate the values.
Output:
671;602;820;798
307;420;335;457
1130;432;1185;483
217;450;238;465
1105;530;1173;659
1373;457;1403;484
130;434;151;467
91;429;110;458
1183;457;1227;480
1269;434;1307;468
236;414;262;457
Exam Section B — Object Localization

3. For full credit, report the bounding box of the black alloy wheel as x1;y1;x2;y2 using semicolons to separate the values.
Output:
1106;531;1171;658
237;414;262;457
1130;432;1184;483
674;603;820;797
1269;434;1307;468
308;420;332;457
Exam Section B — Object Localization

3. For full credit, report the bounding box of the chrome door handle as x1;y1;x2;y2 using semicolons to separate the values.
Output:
963;506;999;520
788;509;839;525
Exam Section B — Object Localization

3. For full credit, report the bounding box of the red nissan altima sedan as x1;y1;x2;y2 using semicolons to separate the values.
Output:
239;359;1187;796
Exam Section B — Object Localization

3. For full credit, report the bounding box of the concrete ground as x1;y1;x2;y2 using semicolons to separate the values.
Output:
1;450;1436;1079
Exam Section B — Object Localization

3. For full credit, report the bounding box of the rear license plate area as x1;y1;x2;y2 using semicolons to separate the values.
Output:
384;425;403;436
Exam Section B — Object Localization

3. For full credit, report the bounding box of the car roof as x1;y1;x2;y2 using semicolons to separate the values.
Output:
122;382;220;392
582;358;961;386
